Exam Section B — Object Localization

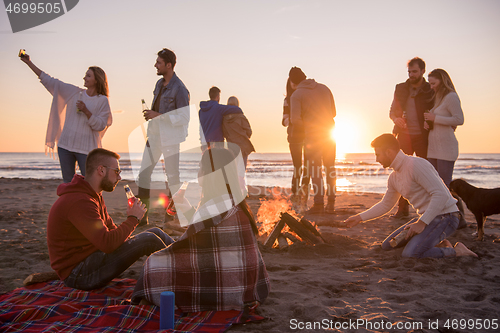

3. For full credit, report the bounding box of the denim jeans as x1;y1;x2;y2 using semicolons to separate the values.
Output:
303;139;336;204
396;132;428;159
58;147;87;183
137;141;181;198
381;213;459;258
427;158;455;187
64;228;174;290
289;142;309;195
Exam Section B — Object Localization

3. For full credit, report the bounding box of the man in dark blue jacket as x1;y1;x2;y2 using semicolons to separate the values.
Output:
199;86;242;144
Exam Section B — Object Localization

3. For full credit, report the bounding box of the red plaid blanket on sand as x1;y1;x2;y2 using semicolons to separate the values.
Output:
0;278;264;332
132;204;270;312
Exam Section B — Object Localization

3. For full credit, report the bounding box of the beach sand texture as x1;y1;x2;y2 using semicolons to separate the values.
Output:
1;178;499;332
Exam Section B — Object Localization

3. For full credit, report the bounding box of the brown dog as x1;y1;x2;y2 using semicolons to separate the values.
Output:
450;179;500;241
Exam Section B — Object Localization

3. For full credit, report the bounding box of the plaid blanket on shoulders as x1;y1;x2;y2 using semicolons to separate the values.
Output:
132;200;270;313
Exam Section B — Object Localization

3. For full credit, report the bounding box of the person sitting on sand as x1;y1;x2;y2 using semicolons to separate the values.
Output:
131;147;270;311
344;134;477;258
47;148;175;291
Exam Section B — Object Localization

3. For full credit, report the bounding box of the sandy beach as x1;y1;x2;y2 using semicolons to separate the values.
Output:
1;177;499;332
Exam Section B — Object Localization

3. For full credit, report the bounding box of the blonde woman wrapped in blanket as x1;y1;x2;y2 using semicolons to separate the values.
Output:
131;145;270;312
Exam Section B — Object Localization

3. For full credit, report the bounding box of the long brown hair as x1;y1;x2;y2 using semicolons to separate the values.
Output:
89;66;109;97
429;68;456;106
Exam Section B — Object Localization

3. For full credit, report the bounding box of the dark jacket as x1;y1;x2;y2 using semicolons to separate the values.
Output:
390;79;434;136
282;96;305;144
222;113;255;156
199;100;242;143
47;175;139;280
290;79;336;143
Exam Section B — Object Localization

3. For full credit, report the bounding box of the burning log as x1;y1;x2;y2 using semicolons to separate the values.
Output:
264;218;286;247
300;218;326;243
280;212;322;245
283;232;301;244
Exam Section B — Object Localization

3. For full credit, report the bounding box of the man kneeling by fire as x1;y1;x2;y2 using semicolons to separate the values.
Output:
344;134;476;258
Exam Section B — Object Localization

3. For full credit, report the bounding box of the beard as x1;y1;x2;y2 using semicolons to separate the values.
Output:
101;174;117;192
409;76;421;84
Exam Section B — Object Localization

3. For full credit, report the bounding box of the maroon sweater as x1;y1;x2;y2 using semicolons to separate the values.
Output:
47;175;139;280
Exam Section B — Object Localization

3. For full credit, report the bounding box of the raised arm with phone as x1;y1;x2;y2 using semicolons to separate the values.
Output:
19;50;113;183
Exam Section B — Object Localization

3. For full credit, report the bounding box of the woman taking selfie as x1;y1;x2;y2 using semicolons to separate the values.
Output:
21;52;112;182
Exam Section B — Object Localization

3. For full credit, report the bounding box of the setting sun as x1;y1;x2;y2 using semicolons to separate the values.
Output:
331;113;367;158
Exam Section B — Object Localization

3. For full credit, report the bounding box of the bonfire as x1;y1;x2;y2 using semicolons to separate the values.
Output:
256;190;323;248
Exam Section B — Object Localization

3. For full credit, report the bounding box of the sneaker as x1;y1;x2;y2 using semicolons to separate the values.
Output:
325;201;335;214
305;204;324;215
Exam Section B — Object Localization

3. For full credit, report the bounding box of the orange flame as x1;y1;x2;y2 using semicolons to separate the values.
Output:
257;189;298;236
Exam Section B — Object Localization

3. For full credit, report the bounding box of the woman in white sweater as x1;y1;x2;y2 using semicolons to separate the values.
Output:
21;53;112;183
424;69;464;187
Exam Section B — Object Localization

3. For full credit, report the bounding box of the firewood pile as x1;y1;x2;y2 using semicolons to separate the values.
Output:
263;212;325;248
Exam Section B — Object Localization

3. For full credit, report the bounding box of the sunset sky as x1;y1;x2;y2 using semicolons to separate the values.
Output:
1;0;499;156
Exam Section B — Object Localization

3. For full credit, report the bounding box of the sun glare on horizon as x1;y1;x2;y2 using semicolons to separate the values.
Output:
331;113;367;159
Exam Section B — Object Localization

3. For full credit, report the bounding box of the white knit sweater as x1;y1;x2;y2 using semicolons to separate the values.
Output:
359;151;458;224
40;72;112;155
427;92;464;161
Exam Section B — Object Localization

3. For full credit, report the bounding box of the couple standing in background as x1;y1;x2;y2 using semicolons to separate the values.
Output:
390;57;466;225
282;58;465;219
198;86;255;168
282;67;337;214
343;57;473;259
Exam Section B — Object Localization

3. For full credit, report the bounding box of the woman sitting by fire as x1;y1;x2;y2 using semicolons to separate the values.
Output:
131;145;270;312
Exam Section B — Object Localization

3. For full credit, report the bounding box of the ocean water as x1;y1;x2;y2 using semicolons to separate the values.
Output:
0;152;499;194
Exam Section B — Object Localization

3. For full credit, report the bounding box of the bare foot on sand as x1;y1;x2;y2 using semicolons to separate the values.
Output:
454;242;478;257
436;239;452;248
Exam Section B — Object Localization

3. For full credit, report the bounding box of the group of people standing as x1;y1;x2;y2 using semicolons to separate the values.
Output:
20;48;476;314
389;57;465;221
21;48;255;225
282;58;465;220
21;48;269;312
344;57;476;258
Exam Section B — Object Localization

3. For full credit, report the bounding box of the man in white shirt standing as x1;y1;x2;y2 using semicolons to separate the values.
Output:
344;134;476;258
